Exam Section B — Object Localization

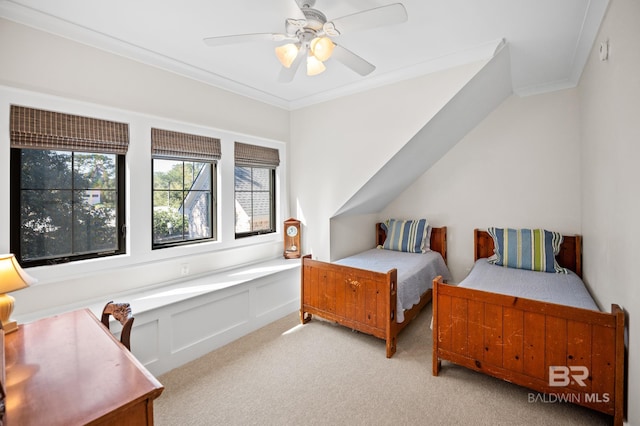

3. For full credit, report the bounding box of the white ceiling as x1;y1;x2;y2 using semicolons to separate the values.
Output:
0;0;608;110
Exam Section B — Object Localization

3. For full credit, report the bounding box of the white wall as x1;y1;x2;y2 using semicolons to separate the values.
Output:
0;19;292;319
0;18;288;142
289;60;486;261
381;89;582;282
579;0;640;423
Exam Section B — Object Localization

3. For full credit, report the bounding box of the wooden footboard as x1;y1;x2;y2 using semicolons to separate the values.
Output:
300;223;445;358
432;277;625;425
301;255;401;357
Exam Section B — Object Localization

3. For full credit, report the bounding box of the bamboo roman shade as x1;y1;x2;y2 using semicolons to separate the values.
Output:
234;142;280;168
10;105;130;154
151;128;221;162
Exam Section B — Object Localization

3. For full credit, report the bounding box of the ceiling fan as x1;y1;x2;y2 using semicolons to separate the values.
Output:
203;0;408;83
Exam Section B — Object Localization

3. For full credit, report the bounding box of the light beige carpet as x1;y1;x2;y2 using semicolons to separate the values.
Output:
155;305;611;425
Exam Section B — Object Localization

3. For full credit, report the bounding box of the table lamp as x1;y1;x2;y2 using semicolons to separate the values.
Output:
0;254;36;333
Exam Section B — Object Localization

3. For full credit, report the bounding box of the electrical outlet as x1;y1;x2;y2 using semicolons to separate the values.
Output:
181;263;189;276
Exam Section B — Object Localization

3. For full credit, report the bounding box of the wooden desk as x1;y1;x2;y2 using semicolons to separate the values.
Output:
3;309;164;425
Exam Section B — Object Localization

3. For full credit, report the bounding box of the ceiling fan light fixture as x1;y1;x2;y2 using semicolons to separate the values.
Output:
306;54;326;76
275;43;299;68
310;36;335;62
205;2;406;81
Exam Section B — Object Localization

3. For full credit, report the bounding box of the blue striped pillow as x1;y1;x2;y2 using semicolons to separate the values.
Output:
487;228;567;273
381;219;430;253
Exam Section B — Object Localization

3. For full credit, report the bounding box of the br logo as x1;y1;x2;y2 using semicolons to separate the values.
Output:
549;366;588;387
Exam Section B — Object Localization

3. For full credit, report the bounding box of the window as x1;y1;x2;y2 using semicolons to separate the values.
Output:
151;128;219;249
234;142;279;237
152;159;215;246
9;106;128;267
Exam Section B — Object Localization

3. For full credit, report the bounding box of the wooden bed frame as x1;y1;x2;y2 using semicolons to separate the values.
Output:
301;224;447;358
432;229;625;425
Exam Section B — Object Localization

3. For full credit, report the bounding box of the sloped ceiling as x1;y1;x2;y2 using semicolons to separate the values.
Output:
333;41;513;217
0;0;609;110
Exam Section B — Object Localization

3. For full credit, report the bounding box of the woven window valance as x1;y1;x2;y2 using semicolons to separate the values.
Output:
10;105;129;154
234;142;280;168
151;128;221;162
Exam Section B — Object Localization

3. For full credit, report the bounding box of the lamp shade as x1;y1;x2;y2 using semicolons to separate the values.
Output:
310;36;335;62
0;254;36;294
306;54;326;76
275;43;299;68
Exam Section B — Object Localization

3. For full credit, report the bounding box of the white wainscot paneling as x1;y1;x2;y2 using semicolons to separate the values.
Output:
109;259;301;376
171;290;250;353
255;276;300;319
130;319;160;366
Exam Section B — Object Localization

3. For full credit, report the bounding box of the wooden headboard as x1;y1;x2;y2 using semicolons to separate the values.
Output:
474;229;582;277
376;223;447;264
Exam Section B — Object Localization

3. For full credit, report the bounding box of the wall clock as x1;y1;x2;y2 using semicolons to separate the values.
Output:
283;218;301;259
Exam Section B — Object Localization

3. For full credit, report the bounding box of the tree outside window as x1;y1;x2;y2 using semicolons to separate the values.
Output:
152;159;215;248
13;149;124;266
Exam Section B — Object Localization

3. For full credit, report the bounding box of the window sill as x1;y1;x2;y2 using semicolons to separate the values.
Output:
17;257;302;324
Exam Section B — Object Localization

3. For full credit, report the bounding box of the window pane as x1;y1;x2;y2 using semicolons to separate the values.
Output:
252;168;270;191
184;161;206;189
20;189;73;261
252;192;271;232
21;150;72;190
185;191;212;239
153;159;185;190
73;190;118;254
153;187;184;211
153;159;186;242
74;153;117;189
234;166;252;191
152;204;186;244
235;191;252;233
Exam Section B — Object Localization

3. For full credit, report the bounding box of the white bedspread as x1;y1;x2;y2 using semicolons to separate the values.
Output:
460;259;600;311
334;249;452;322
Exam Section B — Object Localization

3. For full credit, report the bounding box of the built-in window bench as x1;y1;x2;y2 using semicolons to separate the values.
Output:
30;258;301;376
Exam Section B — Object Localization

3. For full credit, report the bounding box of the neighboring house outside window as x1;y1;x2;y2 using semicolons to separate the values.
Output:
9;105;128;267
151;128;219;249
234;142;279;237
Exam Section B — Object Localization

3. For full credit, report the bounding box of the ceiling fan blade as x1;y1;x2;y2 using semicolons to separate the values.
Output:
331;44;376;76
286;0;307;23
203;33;290;47
278;45;307;83
324;3;408;36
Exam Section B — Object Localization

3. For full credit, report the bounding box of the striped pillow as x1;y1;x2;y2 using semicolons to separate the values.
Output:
381;219;430;253
487;227;568;273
